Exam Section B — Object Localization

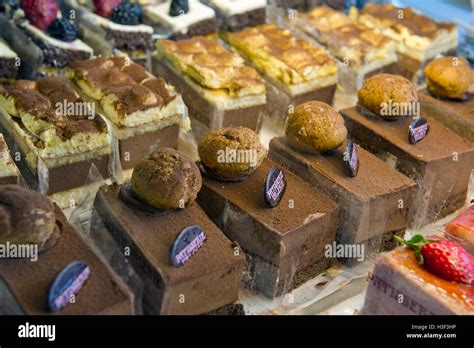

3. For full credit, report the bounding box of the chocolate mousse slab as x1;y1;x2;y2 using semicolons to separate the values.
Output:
340;107;474;226
269;137;416;254
0;205;135;315
155;36;266;139
197;158;339;298
203;0;266;32
94;185;245;315
419;90;474;143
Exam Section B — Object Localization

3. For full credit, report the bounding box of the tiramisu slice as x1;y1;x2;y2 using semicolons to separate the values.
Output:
363;237;473;315
144;0;218;40
0;0;93;77
62;0;154;66
351;3;458;86
155;35;266;139
66;56;184;172
0;38;18;81
0;133;19;184
223;23;337;130
0;185;135;315
295;6;397;92
0;77;110;207
203;0;266;32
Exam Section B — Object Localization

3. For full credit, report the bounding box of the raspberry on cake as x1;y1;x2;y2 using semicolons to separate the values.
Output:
0;38;18;81
143;0;218;40
154;35;266;138
0;133;19;184
0;185;135;315
0;77;111;207
0;0;93;77
350;3;458;86
203;0;266;32
93;148;245;314
62;0;154;66
223;24;338;129
66;56;185;172
294;6;398;92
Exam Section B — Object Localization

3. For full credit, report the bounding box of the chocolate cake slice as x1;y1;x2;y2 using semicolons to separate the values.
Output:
0;38;18;80
197;158;339;298
419;90;474;143
341;107;474;226
0;133;19;185
363;247;474;315
0;77;111;208
155;36;266;139
0;186;135;315
203;0;266;32
270;137;416;253
144;0;218;40
94;185;245;315
223;24;337;132
66;56;183;172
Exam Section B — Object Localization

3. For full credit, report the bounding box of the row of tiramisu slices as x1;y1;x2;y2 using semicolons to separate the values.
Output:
0;0;472;316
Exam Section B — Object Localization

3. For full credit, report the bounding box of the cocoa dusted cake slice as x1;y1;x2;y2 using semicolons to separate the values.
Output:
0;185;135;315
203;0;266;32
66;56;184;172
93;148;245;315
0;38;18;80
0;133;19;184
196;127;339;298
223;24;337;131
62;0;154;66
419;57;474;143
363;236;474;315
350;3;458;86
0;77;111;208
155;35;266;139
341;74;474;227
295;6;397;93
269;102;416;259
0;0;93;77
144;0;217;40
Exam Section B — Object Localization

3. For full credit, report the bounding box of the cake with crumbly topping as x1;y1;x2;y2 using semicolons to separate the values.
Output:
155;35;266;138
350;3;458;85
0;133;19;184
0;76;110;206
67;56;184;171
223;23;337;125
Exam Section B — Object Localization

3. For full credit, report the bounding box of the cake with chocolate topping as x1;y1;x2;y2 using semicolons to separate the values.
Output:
350;3;458;86
66;56;184;172
197;127;339;297
363;236;474;315
0;185;135;314
0;76;110;207
419;57;474;143
94;148;245;314
0;133;19;185
203;0;266;32
0;38;18;80
155;35;266;139
144;0;218;40
223;23;337;130
341;74;474;227
270;102;416;261
0;0;93;77
62;0;154;65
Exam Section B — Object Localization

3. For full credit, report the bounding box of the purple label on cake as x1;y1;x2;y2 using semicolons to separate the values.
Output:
48;261;90;312
408;117;430;144
264;168;286;208
345;139;359;177
170;225;206;267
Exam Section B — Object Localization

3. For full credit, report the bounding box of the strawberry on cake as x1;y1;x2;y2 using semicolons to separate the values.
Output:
363;235;474;315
